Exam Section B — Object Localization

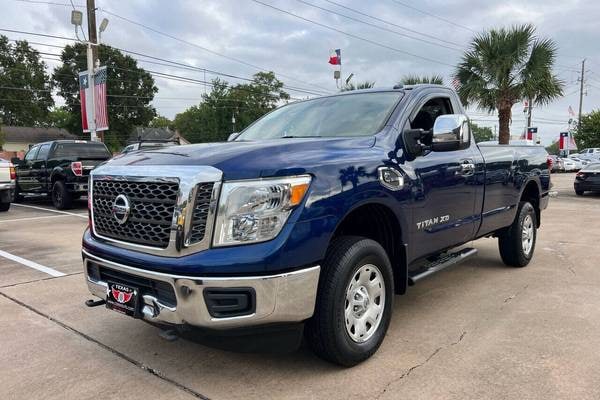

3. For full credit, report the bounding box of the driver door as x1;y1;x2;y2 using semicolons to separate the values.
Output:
407;94;479;260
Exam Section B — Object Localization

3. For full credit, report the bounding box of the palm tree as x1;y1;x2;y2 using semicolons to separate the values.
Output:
399;75;444;85
454;24;563;144
342;81;375;92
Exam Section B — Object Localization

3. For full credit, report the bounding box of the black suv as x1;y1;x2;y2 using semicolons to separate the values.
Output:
13;140;111;209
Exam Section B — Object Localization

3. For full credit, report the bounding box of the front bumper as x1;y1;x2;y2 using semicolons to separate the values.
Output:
83;250;320;329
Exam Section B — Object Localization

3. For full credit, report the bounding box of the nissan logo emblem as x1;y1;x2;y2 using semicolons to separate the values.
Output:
112;194;131;225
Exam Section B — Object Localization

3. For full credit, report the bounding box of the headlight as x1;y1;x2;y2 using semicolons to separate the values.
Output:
213;175;311;246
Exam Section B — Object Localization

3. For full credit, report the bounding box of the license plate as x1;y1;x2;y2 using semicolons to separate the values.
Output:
106;281;140;318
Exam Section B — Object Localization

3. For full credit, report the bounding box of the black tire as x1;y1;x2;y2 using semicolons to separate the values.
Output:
13;185;23;202
51;180;72;210
498;201;537;268
575;190;584;196
0;201;9;212
305;236;394;366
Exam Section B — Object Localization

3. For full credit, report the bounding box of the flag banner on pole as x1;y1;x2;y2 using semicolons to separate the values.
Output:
78;71;93;133
328;49;341;65
559;132;573;150
94;66;109;131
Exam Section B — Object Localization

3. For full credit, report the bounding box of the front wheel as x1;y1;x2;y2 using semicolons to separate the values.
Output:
305;236;394;366
52;180;72;210
498;201;537;267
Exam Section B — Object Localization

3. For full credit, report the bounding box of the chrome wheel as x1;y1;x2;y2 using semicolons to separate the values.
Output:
344;263;385;343
521;214;534;255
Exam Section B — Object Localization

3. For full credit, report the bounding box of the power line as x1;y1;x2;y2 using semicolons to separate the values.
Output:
388;0;476;33
98;8;328;93
3;30;331;97
249;0;455;67
294;0;462;52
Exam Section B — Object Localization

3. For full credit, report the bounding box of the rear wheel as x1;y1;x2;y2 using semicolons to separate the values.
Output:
575;190;584;196
498;201;537;268
0;201;10;212
305;236;394;366
52;180;72;210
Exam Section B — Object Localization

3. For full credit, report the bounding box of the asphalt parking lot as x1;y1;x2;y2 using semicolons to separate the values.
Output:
1;173;599;400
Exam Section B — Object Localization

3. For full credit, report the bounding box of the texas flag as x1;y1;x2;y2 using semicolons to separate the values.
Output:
559;132;577;150
78;71;93;132
328;49;341;65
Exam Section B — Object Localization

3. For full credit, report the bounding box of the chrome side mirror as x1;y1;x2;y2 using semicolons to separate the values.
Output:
431;114;470;152
227;132;240;142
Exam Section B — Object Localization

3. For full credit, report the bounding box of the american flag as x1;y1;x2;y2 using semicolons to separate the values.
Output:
94;66;109;131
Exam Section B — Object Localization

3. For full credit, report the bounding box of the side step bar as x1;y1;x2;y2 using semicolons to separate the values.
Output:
408;248;477;286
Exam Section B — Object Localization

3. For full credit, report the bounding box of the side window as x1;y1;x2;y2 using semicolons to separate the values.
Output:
24;146;39;161
36;144;52;160
411;97;454;132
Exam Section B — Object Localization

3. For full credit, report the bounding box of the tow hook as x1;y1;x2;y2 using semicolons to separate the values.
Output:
85;299;106;307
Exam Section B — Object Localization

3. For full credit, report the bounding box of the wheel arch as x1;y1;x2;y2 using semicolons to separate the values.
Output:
520;178;541;227
329;200;408;295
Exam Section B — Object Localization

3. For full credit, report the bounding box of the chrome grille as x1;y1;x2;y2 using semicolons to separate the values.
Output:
188;183;214;244
92;180;179;248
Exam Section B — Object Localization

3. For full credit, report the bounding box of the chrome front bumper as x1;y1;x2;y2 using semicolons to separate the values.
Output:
82;250;320;329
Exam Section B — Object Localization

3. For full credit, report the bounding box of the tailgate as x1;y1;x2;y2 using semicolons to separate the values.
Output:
0;163;11;183
80;159;106;176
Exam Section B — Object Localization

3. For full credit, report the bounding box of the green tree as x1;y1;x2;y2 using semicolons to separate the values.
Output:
341;81;375;92
46;106;71;129
149;115;173;129
174;73;289;143
454;24;563;144
470;122;494;142
53;43;157;149
575;110;600;149
399;75;444;85
545;140;559;155
0;36;54;126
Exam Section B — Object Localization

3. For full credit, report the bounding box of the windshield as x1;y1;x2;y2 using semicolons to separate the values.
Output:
236;92;402;140
52;143;111;159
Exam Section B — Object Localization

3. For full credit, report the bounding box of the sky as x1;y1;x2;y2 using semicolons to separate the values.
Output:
2;0;600;146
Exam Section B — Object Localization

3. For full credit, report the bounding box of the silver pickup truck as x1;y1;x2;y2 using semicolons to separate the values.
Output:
0;158;15;212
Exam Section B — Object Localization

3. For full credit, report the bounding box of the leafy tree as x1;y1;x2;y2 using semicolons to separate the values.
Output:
53;43;157;150
342;81;375;92
174;73;289;143
545;140;559;155
46;106;71;129
454;24;563;144
574;110;600;149
149;115;173;129
400;75;444;85
0;36;54;125
470;122;494;142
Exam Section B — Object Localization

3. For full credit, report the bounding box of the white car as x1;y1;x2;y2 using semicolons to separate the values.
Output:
575;148;600;161
569;156;589;168
559;157;579;172
0;158;15;211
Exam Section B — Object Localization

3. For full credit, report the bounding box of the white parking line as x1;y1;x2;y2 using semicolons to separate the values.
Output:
12;203;87;219
0;249;66;277
0;214;76;223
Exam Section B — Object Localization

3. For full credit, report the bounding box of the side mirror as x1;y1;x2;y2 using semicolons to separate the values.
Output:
431;114;470;152
11;157;22;165
227;132;240;142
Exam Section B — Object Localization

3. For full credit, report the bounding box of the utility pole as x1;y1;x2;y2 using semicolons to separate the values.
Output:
577;59;586;134
86;0;101;141
526;97;532;129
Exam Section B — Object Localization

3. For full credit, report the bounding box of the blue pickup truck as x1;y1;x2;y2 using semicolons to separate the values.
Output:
82;85;550;366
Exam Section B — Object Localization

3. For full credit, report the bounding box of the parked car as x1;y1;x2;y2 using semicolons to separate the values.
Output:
547;155;560;173
574;148;600;161
0;158;16;211
558;157;579;172
574;163;600;195
12;140;111;209
82;86;550;366
569;156;590;168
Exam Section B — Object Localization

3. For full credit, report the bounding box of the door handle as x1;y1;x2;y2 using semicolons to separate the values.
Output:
459;159;475;176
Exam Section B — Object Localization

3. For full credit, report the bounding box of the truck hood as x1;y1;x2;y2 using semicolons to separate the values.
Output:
105;137;376;180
